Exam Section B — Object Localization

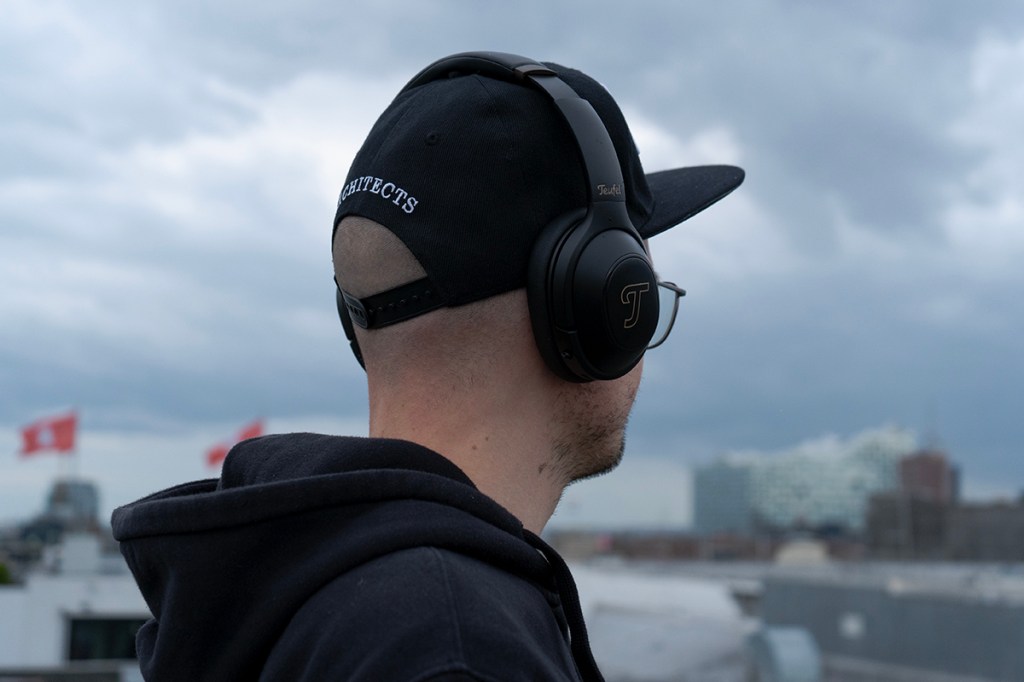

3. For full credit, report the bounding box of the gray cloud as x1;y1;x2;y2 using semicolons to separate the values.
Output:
3;0;1024;520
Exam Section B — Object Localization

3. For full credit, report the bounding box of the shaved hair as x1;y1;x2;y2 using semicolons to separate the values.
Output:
333;216;532;387
333;216;428;298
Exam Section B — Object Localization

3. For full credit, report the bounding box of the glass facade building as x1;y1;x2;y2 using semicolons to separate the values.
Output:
694;427;918;535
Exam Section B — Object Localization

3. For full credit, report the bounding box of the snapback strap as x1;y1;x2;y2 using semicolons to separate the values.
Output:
339;277;443;329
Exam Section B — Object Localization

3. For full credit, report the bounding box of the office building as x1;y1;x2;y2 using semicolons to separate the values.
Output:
694;426;917;536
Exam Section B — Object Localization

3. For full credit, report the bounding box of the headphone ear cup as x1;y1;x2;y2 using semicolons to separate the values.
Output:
527;209;589;382
528;211;658;382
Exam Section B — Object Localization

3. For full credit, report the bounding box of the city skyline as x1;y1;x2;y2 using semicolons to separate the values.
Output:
0;418;990;530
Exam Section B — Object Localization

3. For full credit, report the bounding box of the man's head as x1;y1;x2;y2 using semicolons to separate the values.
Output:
333;215;643;485
331;52;743;483
333;52;744;379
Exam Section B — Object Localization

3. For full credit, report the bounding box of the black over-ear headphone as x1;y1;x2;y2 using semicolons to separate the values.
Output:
336;51;659;382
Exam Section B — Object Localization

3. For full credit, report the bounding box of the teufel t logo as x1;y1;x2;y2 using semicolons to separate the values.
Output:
620;282;651;329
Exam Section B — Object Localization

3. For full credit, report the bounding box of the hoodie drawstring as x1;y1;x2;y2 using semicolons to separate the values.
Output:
523;529;605;682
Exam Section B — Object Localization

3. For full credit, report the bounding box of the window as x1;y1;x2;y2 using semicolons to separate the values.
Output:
68;617;148;661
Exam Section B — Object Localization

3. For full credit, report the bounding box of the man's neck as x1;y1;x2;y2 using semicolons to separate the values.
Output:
368;377;567;534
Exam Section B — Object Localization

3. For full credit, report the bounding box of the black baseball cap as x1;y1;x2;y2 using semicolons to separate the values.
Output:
333;55;744;315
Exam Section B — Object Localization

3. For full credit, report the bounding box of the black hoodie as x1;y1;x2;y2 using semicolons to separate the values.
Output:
112;433;604;681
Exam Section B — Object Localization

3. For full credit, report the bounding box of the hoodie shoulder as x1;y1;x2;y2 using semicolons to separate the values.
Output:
261;546;580;682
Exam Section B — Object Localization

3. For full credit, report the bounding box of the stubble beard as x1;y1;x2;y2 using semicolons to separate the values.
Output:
552;422;629;485
549;385;636;486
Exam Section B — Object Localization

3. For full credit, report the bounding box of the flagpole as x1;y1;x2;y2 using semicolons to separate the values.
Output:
58;444;73;481
71;439;80;480
70;410;80;481
56;410;79;482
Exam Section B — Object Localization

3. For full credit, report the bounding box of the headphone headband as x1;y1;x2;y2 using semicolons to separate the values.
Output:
402;51;553;88
401;52;627;211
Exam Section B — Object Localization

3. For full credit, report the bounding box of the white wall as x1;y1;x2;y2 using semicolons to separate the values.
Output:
0;573;149;667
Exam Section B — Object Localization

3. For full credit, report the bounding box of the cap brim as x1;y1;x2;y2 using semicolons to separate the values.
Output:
639;165;745;238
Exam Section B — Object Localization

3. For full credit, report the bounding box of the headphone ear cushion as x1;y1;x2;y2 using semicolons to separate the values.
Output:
527;208;589;382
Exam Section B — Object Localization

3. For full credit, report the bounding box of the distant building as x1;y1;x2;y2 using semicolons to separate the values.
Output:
865;493;950;560
693;459;753;536
900;449;958;503
1;478;108;579
0;533;148;677
867;498;1024;562
947;500;1024;561
866;447;958;559
45;478;100;527
694;427;917;537
866;443;1024;561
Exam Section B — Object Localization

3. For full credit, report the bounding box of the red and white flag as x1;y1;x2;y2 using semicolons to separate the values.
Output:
206;419;264;468
20;411;78;456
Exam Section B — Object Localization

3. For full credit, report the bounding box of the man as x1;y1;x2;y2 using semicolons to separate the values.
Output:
112;52;743;681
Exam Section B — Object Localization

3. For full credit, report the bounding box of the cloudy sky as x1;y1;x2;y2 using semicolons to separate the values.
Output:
2;1;1023;526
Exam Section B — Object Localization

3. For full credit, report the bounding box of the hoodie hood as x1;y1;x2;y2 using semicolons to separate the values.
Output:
112;433;591;680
